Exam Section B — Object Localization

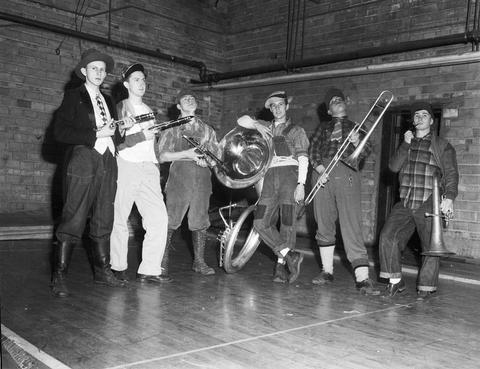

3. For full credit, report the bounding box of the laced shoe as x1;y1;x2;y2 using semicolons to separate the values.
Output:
383;279;406;297
285;250;304;283
356;278;381;295
312;271;334;285
272;263;288;283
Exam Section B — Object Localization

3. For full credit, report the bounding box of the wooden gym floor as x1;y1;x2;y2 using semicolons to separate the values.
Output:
1;232;479;369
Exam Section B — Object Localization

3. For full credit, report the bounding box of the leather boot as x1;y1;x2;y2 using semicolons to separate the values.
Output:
272;262;288;283
91;239;126;287
51;240;75;298
192;230;215;275
161;229;175;277
284;249;304;283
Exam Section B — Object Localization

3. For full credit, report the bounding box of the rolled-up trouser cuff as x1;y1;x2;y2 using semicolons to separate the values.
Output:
380;271;402;279
418;286;437;292
351;258;370;270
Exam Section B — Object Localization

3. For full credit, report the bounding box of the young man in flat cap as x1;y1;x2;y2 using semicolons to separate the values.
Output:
51;48;133;297
237;91;309;283
308;88;379;295
379;102;458;300
157;89;220;275
109;63;171;284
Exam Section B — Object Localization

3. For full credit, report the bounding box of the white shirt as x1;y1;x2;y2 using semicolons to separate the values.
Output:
118;102;157;163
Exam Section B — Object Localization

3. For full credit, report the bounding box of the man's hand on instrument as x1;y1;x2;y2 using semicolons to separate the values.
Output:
404;130;414;144
194;157;209;167
440;198;454;217
96;121;116;137
348;131;360;146
315;165;329;186
122;116;135;130
237;115;272;139
294;183;305;204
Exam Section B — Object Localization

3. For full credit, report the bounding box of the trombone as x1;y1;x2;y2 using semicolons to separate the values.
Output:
298;90;394;217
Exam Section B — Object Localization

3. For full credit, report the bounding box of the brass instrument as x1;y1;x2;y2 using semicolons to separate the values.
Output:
97;113;193;132
185;126;271;273
298;90;394;218
422;174;455;256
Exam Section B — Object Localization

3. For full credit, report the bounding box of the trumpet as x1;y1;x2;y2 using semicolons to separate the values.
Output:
297;90;394;218
182;135;229;173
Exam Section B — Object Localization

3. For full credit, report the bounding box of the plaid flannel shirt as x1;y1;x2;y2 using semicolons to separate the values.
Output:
399;134;440;210
308;117;371;169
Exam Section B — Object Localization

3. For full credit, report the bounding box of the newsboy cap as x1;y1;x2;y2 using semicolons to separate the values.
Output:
411;101;434;118
324;88;345;106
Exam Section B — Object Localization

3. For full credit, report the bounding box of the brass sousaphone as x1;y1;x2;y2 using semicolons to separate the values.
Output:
214;126;273;273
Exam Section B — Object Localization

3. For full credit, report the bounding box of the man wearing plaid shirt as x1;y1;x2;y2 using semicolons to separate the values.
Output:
308;88;379;295
379;102;458;299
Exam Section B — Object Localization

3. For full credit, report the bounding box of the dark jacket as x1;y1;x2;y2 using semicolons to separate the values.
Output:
389;134;459;200
54;84;122;148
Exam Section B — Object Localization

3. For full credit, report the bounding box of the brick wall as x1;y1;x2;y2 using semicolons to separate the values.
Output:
219;0;479;257
0;0;478;257
0;0;227;214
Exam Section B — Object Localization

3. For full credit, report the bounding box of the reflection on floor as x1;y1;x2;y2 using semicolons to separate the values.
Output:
1;233;479;369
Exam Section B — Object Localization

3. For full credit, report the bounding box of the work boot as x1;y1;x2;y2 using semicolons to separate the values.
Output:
284;250;304;283
161;229;175;278
91;239;126;287
192;230;215;275
272;262;288;283
51;240;75;298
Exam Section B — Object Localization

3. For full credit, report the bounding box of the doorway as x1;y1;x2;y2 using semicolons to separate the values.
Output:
376;105;442;240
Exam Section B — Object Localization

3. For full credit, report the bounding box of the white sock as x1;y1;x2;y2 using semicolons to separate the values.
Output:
355;266;369;282
319;246;335;274
279;248;289;257
389;278;401;284
277;257;284;264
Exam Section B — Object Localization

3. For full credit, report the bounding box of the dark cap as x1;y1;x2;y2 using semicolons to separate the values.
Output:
411;101;434;118
264;91;293;109
176;88;198;104
74;48;114;79
324;88;345;106
122;63;146;80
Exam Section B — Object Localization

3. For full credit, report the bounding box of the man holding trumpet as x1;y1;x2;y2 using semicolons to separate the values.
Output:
379;102;459;299
308;88;379;295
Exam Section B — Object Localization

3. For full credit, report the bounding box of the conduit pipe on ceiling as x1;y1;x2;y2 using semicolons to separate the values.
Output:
191;51;480;90
0;11;207;77
193;33;474;84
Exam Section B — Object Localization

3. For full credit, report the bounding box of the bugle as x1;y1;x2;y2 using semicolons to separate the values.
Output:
422;174;455;256
297;90;394;218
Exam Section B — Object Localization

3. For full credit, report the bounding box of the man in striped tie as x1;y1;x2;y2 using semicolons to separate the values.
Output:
51;48;133;297
308;88;379;295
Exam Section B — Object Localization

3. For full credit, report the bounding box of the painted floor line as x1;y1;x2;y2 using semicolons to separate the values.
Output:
105;303;411;369
1;324;71;369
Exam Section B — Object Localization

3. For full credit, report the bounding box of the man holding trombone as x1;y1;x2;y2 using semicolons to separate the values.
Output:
378;102;458;300
308;88;379;295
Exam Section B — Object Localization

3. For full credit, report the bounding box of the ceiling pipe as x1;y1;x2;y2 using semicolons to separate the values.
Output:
0;11;207;78
193;33;475;84
191;51;480;90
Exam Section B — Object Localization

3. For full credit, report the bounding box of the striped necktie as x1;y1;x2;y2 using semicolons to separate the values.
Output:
96;93;108;127
330;118;342;141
